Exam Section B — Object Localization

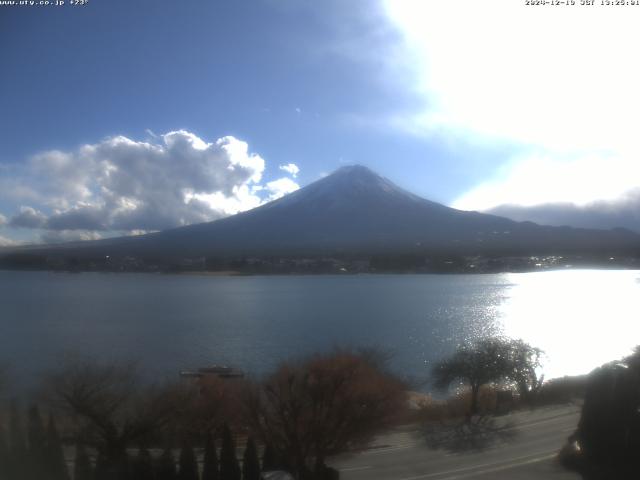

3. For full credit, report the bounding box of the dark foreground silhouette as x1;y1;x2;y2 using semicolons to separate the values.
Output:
561;348;640;479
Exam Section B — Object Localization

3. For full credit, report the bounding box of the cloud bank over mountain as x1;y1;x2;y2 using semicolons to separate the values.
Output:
0;130;299;243
487;190;640;233
451;153;640;232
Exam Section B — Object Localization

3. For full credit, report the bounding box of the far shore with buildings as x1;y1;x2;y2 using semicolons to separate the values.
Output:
1;251;640;275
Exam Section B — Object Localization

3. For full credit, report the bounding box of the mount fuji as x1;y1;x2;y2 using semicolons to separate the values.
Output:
6;165;640;258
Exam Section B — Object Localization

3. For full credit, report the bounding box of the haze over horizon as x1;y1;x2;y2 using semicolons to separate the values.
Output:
3;0;640;245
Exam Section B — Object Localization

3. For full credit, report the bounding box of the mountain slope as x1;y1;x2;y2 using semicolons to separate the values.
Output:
7;165;640;257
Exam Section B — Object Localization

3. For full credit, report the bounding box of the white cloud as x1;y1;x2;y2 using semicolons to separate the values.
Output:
127;229;149;237
40;230;103;244
0;213;6;227
279;163;300;177
452;152;640;211
264;177;300;201
0;235;19;247
383;0;640;209
2;130;298;239
10;206;48;228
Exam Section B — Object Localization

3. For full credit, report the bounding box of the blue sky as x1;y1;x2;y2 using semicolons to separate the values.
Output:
2;0;640;244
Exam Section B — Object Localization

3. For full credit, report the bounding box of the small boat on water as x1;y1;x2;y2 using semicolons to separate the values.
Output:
180;364;245;379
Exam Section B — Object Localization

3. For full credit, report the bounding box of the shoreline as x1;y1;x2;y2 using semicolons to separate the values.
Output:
2;265;639;277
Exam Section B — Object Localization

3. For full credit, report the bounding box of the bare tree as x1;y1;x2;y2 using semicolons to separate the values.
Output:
432;337;544;415
243;349;406;479
432;338;512;416
173;374;246;441
45;359;184;475
503;339;544;404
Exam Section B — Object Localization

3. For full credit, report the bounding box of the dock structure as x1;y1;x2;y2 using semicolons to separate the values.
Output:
180;364;245;380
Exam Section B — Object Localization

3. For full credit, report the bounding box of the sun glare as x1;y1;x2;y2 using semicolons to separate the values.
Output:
384;0;640;210
499;269;640;379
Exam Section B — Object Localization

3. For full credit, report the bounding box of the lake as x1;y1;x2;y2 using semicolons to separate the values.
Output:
1;269;639;391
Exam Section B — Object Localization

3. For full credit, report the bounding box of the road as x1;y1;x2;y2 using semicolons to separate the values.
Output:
330;404;582;480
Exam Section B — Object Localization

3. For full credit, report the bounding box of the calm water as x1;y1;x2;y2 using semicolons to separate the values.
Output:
1;269;639;390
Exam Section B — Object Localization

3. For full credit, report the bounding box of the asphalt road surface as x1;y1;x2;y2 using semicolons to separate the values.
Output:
331;404;582;480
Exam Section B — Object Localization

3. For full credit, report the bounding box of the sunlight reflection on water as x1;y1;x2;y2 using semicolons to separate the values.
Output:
1;269;639;389
498;269;640;379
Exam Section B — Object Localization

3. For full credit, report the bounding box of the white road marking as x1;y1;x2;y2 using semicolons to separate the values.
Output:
437;453;556;479
516;415;577;430
361;443;418;455
339;466;372;472
397;450;557;480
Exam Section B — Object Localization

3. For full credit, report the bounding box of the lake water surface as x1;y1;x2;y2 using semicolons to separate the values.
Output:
1;269;639;390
